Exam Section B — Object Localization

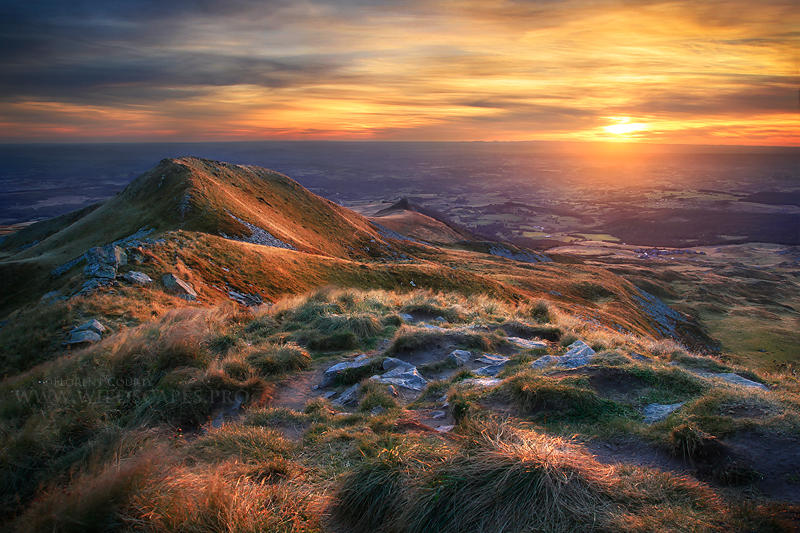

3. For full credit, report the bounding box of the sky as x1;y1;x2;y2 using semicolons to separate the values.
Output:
0;0;798;145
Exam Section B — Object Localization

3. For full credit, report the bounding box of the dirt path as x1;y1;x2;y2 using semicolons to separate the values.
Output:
270;366;328;410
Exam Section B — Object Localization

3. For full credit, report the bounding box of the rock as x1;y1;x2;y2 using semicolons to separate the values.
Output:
531;340;596;369
435;425;455;433
334;383;361;406
371;365;428;391
370;406;386;415
64;329;102;346
507;337;548;350
76;278;114;295
421;324;445;331
122;271;153;285
475;365;505;377
162;274;197;301
227;290;262;306
448;349;471;366
460;377;502;387
320;355;374;387
84;262;116;279
86;244;127;268
398;313;414;322
630;352;650;361
476;354;509;366
320;390;337;399
39;291;64;305
431;410;446;420
73;319;106;335
714;373;768;390
643;402;684;424
383;357;415;372
434;316;446;322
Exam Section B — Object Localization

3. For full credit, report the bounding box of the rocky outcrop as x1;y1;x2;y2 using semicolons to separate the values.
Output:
507;337;547;350
64;319;106;346
221;213;296;250
371;364;428;391
227;289;263;307
531;340;596;369
334;383;361;405
162;274;197;301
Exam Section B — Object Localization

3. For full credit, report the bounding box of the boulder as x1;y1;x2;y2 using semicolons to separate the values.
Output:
126;247;146;264
162;274;197;301
122;271;153;285
398;313;414;322
73;319;106;335
320;354;373;387
434;316;446;322
448;349;471;366
643;402;684;424
65;329;102;346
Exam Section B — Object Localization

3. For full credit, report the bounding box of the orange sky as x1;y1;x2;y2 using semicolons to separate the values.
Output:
1;0;798;145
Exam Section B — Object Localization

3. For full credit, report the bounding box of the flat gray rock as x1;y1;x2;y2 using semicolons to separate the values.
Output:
371;365;428;391
475;354;509;365
65;329;102;346
643;402;684;424
73;319;106;335
398;313;414;322
507;337;548;350
84;262;116;279
460;378;502;387
321;354;373;387
122;271;152;285
162;274;197;301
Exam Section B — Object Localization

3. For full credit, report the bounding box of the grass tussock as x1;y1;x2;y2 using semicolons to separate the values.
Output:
334;422;725;533
246;342;311;375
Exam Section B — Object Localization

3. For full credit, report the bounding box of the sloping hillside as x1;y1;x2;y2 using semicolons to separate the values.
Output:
0;158;715;376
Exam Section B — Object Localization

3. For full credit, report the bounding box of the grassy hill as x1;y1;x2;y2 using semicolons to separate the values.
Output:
2;158;794;531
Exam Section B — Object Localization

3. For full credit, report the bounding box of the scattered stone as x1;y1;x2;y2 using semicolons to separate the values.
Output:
320;390;337;400
630;352;650;361
448;349;471;366
531;340;596;369
64;329;102;346
162;274;197;301
73;319;106;335
434;316;446;322
370;406;386;416
693;370;768;390
399;313;414;322
421;324;445;331
77;278;114;295
84;262;116;279
221;213;296;250
122;271;153;285
409;280;416;287
435;425;455;433
431;410;446;420
643;402;685;424
227;290;262;307
320;354;373;387
334;383;361;406
507;337;548;350
371;365;428;391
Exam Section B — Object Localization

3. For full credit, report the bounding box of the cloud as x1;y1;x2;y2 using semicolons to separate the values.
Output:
0;0;797;144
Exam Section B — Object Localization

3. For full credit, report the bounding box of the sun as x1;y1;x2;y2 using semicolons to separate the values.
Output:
602;117;648;136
